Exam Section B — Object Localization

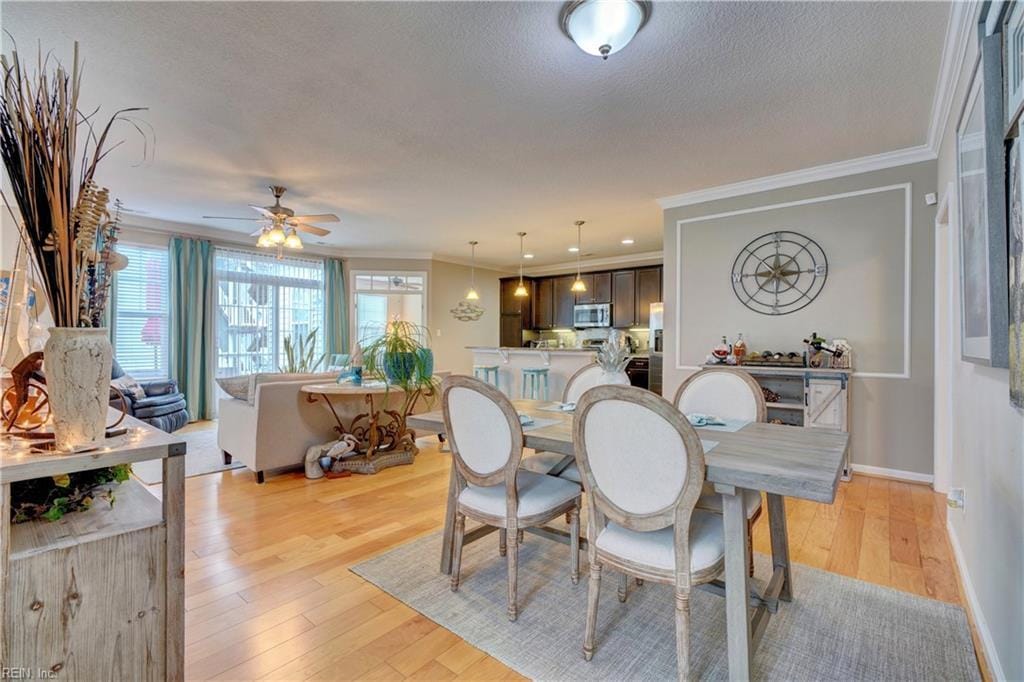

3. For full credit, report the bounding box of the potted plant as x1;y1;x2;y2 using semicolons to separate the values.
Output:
361;320;436;413
596;330;631;386
280;328;325;373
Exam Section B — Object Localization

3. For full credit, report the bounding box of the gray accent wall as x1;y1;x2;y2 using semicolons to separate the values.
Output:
663;161;937;476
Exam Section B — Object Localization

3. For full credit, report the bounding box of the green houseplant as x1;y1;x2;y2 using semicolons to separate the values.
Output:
280;328;325;373
361;320;436;413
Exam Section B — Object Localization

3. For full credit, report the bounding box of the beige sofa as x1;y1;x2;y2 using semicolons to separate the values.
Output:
217;373;444;483
218;377;338;483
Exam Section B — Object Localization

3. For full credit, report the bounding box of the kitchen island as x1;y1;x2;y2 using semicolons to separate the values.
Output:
467;346;597;399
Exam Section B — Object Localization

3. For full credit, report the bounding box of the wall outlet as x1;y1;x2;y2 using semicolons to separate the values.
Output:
947;487;965;510
925;192;938;206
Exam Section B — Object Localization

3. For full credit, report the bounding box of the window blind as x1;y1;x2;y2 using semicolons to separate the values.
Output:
112;244;170;380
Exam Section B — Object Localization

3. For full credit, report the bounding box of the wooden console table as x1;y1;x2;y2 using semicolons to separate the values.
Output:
301;382;433;474
0;412;186;680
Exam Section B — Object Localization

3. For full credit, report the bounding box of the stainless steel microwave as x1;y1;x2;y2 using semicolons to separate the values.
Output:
573;303;611;328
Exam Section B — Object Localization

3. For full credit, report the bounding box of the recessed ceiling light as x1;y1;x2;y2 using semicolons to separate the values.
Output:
568;246;580;253
524;253;535;259
621;238;635;245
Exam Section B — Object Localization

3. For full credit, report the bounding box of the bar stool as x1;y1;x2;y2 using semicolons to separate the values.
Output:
473;365;500;387
520;367;550;400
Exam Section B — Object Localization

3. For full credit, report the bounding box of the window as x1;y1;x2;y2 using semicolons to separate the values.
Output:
351;271;427;345
214;249;325;377
112;244;170;379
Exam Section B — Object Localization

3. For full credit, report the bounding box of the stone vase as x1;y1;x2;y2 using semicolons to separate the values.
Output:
44;327;112;450
599;369;631;387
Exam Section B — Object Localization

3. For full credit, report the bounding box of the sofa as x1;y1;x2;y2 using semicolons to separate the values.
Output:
217;373;444;483
109;360;188;432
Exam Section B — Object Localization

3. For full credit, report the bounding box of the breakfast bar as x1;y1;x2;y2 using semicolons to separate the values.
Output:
467;346;597;399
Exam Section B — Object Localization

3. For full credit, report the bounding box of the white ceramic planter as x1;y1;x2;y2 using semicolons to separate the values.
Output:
44;327;112;450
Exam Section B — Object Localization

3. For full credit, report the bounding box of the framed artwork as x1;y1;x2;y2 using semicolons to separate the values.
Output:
957;60;994;364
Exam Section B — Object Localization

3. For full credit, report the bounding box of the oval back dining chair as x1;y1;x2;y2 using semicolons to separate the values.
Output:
673;367;766;575
441;375;582;621
573;385;725;681
521;362;605;484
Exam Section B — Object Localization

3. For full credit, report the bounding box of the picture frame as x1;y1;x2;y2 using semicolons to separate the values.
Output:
957;58;994;364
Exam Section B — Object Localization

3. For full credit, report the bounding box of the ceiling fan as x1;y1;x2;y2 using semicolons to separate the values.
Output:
202;185;340;253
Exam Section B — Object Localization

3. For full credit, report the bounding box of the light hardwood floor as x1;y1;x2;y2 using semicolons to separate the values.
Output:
159;435;973;681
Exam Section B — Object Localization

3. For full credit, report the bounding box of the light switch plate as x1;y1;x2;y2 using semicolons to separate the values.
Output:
947;487;965;510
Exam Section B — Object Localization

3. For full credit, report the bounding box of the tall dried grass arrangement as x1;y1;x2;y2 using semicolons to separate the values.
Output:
0;41;146;327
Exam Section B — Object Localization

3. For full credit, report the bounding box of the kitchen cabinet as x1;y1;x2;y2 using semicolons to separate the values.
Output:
533;277;554;329
500;314;525;347
612;270;636;328
500;277;532;317
574;272;611;304
635;267;662;327
553;276;576;328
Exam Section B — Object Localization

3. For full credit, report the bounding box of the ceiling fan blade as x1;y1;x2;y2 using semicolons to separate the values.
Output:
249;228;264;237
288;213;340;224
293;223;331;237
202;215;261;221
248;205;277;219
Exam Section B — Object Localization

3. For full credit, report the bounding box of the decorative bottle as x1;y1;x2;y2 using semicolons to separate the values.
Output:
733;333;747;364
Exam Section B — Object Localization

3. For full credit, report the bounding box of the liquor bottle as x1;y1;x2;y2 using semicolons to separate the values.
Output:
733;333;747;364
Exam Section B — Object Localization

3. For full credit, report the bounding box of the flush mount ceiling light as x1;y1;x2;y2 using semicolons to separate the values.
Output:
560;0;652;60
621;238;635;245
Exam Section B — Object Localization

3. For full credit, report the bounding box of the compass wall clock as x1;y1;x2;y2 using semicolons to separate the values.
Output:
730;231;828;315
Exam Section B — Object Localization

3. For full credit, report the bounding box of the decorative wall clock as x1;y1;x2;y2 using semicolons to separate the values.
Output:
730;231;828;315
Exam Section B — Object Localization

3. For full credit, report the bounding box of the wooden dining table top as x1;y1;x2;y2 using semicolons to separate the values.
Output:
408;398;849;504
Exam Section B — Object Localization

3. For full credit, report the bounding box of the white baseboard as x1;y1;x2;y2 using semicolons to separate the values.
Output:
850;463;934;484
947;519;1007;681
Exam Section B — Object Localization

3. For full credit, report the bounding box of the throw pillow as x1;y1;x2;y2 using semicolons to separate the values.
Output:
111;374;147;401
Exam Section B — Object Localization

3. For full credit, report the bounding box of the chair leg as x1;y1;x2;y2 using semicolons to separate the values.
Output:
569;506;580;585
675;590;691;681
747;519;755;577
618;572;629;603
450;513;466;592
256;470;265;484
583;562;602;661
499;528;507;557
517;528;524;544
507;524;519;621
222;451;232;465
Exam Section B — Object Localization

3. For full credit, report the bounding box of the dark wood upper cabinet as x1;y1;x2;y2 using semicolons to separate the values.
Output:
612;270;636;328
635;267;663;328
500;277;532;317
573;272;611;304
553;276;576;328
533;277;555;330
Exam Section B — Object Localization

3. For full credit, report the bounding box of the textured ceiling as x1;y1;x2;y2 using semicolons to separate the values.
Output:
4;1;949;267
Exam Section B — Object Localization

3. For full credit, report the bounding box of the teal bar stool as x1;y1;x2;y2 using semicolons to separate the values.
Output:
473;365;500;387
521;367;550;400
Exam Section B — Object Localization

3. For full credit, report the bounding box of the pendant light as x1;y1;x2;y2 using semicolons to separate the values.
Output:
570;220;587;293
465;240;480;300
514;232;529;298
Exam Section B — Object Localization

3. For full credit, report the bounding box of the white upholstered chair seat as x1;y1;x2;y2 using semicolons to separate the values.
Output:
594;510;725;573
459;470;581;519
696;483;762;519
520;451;583;483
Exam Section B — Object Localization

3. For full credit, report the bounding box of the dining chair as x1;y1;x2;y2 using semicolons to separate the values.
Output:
442;374;582;621
520;362;604;484
574;385;725;680
673;367;766;575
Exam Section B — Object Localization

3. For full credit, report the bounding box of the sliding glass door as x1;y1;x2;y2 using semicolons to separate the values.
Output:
214;249;324;377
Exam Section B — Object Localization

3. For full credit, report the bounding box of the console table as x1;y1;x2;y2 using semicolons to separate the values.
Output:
301;382;434;474
0;413;185;680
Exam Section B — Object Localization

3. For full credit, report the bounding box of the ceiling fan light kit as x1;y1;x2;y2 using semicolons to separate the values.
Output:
560;0;651;59
202;185;340;255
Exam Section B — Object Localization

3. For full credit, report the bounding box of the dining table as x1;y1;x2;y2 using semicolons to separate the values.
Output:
407;398;849;681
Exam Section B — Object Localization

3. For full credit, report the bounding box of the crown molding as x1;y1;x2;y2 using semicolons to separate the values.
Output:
523;250;663;276
927;0;979;154
656;145;935;210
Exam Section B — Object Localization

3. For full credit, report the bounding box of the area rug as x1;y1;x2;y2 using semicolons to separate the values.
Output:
131;421;243;484
351;532;980;681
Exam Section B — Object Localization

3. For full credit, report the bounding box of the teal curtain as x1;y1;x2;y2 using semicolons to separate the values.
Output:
169;237;215;420
323;257;349;356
